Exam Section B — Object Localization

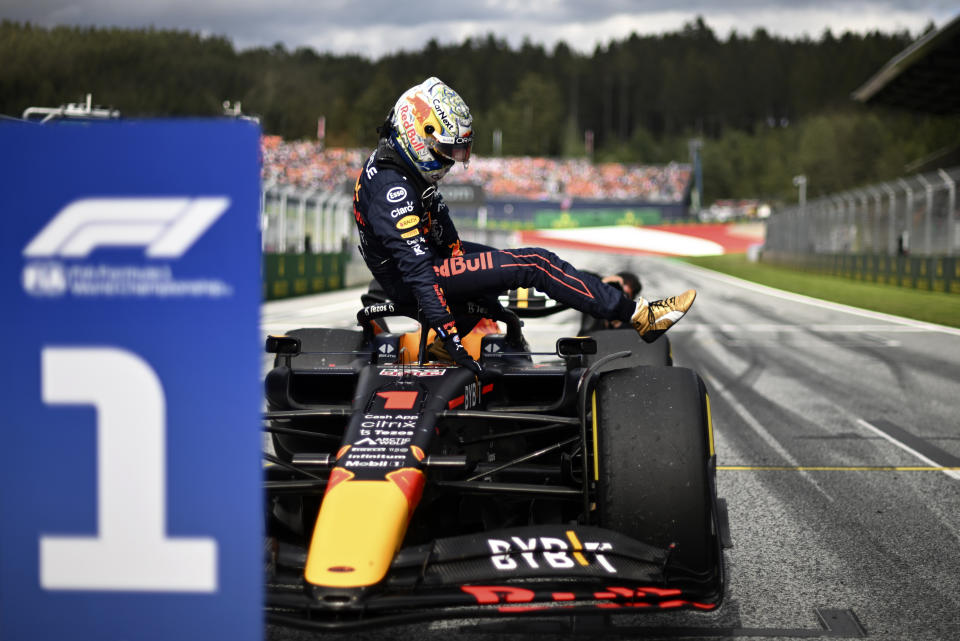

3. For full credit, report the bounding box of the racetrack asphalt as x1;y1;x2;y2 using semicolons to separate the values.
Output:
263;248;960;641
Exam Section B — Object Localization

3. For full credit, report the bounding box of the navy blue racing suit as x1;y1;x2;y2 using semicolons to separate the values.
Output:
352;139;636;335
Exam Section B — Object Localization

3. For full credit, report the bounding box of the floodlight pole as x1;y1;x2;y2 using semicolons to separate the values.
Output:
938;169;956;257
792;175;807;252
843;193;857;254
897;178;913;255
916;174;934;255
830;196;845;253
867;186;883;253
881;183;896;255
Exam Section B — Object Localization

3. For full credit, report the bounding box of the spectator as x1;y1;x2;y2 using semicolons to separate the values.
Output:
261;136;691;203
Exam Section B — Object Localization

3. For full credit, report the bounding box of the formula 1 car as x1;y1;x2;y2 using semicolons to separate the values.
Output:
263;296;726;631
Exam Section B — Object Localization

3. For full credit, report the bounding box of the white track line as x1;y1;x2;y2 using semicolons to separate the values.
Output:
671;323;929;333
856;418;960;481
676;261;960;337
293;299;368;316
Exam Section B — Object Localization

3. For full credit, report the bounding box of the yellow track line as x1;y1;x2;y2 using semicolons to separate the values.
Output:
719;465;960;471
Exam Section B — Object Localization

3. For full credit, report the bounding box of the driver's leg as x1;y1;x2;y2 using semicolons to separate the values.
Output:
433;246;696;343
434;247;635;321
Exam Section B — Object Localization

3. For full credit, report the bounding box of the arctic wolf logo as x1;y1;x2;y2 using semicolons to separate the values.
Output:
23;197;230;258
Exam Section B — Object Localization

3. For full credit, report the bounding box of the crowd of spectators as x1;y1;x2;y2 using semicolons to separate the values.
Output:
261;136;365;193
262;136;690;203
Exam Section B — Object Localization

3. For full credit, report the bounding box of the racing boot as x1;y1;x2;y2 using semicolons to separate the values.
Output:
631;289;697;343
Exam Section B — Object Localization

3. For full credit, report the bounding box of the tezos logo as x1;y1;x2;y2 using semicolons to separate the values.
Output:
365;303;395;315
386;186;408;203
21;197;231;298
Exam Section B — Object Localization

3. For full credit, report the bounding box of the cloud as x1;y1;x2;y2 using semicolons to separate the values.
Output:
1;0;953;58
280;2;952;59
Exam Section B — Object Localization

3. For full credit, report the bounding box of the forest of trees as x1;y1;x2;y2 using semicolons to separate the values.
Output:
2;18;957;203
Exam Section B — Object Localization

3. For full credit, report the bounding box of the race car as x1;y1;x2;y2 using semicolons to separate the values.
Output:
263;295;727;631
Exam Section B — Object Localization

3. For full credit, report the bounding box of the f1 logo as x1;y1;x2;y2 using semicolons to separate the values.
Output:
23;197;230;259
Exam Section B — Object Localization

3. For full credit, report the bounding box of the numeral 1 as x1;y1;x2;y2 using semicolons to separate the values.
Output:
39;347;217;592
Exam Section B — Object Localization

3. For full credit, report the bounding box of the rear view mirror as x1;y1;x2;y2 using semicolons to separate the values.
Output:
265;335;301;355
556;337;597;357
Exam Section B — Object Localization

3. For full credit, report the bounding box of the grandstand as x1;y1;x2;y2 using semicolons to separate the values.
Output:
260;136;691;206
260;136;696;298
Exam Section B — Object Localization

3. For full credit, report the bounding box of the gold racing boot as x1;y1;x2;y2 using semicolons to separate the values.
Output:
631;289;697;343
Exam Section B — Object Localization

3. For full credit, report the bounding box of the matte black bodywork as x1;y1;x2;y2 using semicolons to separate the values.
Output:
264;306;724;630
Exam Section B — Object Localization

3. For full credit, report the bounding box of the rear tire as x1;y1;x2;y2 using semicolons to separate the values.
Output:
593;366;716;575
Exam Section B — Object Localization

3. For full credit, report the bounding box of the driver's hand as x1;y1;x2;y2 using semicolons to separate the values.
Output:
442;332;484;378
431;316;484;378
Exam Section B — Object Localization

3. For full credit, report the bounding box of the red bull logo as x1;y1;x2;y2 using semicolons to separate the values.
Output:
410;95;433;127
398;104;425;154
434;252;495;278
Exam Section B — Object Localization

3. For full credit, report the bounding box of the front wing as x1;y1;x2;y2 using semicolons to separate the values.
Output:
266;525;723;631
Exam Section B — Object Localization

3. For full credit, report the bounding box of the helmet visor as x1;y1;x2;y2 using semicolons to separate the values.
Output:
432;136;472;163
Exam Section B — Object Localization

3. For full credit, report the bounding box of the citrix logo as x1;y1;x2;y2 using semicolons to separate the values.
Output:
23;197;230;259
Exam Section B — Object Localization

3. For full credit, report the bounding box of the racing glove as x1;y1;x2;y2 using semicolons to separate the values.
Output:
431;316;483;377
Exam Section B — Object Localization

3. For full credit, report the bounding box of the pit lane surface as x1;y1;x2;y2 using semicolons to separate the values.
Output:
263;250;960;641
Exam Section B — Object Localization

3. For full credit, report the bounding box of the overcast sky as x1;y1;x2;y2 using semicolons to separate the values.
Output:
2;1;957;59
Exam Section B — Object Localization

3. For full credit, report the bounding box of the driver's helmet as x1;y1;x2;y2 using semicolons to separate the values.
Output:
389;77;473;183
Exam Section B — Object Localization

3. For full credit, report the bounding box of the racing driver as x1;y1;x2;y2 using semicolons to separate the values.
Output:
352;76;696;375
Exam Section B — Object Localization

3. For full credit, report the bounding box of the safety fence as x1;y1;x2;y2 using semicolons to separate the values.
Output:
261;183;354;300
762;252;960;294
764;167;960;293
261;182;354;254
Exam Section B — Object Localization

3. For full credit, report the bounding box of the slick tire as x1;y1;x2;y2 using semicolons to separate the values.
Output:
594;365;715;575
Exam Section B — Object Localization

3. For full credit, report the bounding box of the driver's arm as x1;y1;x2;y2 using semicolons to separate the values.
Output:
367;181;452;328
426;193;464;257
366;182;482;374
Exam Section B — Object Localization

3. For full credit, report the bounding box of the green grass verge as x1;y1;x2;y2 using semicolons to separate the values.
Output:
678;254;960;329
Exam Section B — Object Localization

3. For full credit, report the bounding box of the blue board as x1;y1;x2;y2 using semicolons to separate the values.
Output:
0;119;262;641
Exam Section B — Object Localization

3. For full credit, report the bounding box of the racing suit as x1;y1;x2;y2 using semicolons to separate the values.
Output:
352;138;637;342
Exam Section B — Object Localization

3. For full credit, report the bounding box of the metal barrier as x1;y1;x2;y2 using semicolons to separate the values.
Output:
259;184;519;299
761;252;960;294
261;182;355;254
260;184;357;299
766;167;959;257
262;252;349;300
